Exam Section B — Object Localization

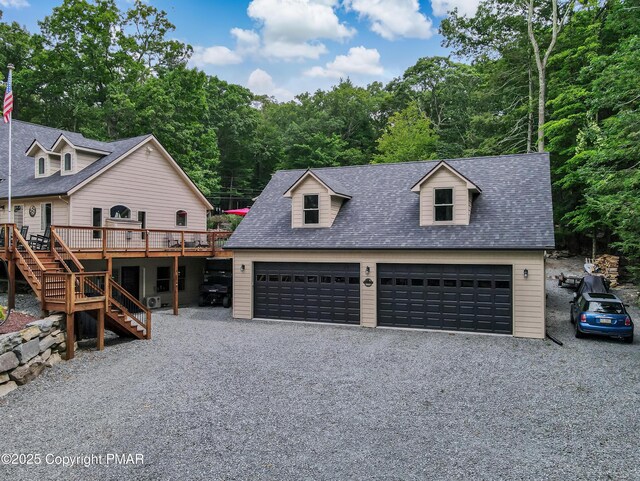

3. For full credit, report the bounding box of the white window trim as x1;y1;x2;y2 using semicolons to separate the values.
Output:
61;151;74;175
175;209;188;227
433;187;455;223
35;156;47;178
303;193;320;226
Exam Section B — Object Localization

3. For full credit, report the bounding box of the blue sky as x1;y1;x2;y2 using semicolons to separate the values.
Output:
1;0;480;100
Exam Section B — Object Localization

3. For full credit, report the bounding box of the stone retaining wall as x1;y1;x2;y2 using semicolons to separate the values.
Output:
0;314;70;398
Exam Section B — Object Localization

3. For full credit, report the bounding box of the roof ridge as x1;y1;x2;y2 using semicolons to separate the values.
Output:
277;152;550;173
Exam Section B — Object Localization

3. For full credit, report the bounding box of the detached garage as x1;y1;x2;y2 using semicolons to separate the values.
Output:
226;154;555;339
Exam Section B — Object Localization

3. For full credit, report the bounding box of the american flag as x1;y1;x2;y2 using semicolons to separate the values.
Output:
3;68;13;123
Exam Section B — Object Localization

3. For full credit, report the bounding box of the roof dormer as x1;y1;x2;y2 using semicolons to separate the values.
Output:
411;161;481;226
283;169;351;228
26;141;60;178
51;134;106;175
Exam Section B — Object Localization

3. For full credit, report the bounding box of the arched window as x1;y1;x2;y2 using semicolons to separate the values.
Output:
38;157;45;175
64;152;72;171
176;210;187;227
110;205;131;219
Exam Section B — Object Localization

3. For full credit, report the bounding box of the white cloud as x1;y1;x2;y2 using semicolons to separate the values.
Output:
191;46;243;66
431;0;481;17
247;0;355;60
231;28;261;55
247;68;294;101
305;46;383;78
345;0;433;40
0;0;30;7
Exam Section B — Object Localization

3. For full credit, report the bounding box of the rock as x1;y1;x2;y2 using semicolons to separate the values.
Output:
0;333;22;354
9;358;45;385
57;342;66;353
0;351;19;372
46;352;61;367
0;381;18;397
40;349;51;362
39;335;57;353
26;318;54;332
13;338;40;364
19;326;41;342
50;329;61;337
0;372;8;383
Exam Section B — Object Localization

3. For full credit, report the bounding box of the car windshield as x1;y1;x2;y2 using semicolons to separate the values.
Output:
587;301;624;314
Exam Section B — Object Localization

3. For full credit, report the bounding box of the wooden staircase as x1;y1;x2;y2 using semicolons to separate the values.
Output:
9;225;151;343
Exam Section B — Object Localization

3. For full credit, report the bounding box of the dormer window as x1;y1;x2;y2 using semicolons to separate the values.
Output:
110;204;131;219
303;194;319;225
38;157;45;175
64;152;72;172
434;188;454;222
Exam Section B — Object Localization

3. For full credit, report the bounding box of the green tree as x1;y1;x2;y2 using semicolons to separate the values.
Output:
373;102;438;164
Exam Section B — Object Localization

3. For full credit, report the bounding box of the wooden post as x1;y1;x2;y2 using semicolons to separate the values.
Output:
65;312;74;360
7;248;15;310
97;308;104;351
102;227;107;257
180;231;185;256
145;230;149;256
106;257;113;278
172;255;179;315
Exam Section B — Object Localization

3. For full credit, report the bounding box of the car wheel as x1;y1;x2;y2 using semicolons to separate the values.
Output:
624;334;634;344
575;322;584;338
222;295;231;308
198;295;207;307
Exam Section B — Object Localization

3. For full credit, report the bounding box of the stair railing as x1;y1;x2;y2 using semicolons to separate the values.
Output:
12;226;46;293
50;227;85;273
109;279;151;339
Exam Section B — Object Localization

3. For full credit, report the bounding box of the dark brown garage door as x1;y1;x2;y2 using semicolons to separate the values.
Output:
254;262;360;324
377;264;512;334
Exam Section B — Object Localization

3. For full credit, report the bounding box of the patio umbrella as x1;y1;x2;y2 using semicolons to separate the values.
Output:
224;207;250;217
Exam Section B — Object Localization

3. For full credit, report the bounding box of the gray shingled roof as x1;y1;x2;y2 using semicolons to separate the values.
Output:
0;120;150;199
227;153;555;250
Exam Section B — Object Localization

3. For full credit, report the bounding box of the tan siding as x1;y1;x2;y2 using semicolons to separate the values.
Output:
70;144;208;230
232;249;546;339
330;196;343;225
75;151;101;172
290;176;331;228
0;196;69;236
419;168;470;226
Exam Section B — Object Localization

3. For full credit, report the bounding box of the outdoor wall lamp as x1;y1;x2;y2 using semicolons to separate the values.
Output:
365;266;370;275
524;269;529;279
240;264;246;272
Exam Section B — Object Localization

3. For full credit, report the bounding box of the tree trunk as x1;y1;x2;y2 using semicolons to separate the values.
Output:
537;66;546;152
592;229;597;260
527;59;534;153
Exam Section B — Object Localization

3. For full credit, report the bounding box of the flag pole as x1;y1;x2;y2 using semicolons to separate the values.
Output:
6;63;13;225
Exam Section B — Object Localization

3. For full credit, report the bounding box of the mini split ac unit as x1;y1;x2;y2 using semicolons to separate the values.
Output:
145;296;161;309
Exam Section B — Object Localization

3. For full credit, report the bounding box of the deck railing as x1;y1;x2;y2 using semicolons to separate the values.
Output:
51;226;232;255
42;271;108;310
12;225;46;292
51;229;85;273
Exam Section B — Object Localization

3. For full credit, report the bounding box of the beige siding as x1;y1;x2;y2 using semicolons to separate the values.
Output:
82;257;206;305
0;196;69;236
232;249;546;339
330;196;344;224
75;151;101;171
290;176;331;228
32;148;60;178
419;168;470;226
70;144;208;230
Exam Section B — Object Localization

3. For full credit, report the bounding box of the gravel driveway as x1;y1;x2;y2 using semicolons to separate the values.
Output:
1;259;639;480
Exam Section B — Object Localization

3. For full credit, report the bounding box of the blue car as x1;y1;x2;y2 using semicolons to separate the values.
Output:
570;292;634;343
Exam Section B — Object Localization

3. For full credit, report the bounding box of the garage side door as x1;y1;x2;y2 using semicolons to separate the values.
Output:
254;262;360;324
377;264;512;334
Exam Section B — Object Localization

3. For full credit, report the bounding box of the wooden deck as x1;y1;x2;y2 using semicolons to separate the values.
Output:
0;223;233;361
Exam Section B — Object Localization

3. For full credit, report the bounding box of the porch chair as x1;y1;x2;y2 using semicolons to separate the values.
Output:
164;232;182;249
19;225;29;238
29;226;51;250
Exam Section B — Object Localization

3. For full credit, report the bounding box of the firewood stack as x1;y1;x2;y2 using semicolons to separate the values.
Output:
594;254;620;288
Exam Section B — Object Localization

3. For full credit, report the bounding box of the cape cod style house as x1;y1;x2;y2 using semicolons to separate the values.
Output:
0;120;230;358
226;153;555;338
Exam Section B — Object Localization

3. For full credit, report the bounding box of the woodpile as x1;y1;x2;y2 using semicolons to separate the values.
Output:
592;254;620;287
